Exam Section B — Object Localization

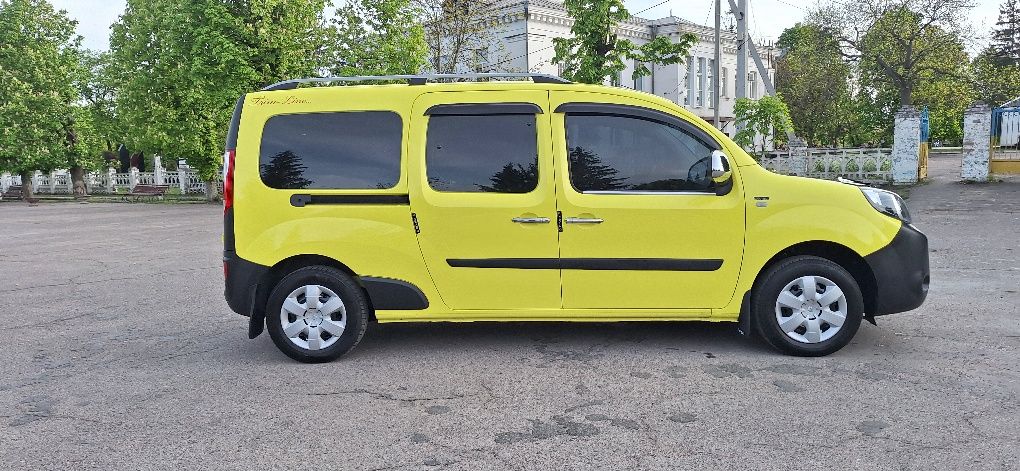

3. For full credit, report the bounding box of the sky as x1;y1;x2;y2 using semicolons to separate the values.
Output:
53;0;1003;53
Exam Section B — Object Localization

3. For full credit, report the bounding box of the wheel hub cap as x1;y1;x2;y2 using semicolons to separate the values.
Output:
279;284;347;351
774;275;848;344
305;309;324;327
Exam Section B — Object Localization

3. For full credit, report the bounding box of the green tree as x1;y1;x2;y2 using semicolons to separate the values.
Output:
991;0;1020;65
974;50;1020;106
77;51;121;154
334;0;427;76
552;0;696;84
776;23;854;146
974;1;1020;106
733;95;795;159
0;0;81;201
813;0;974;106
416;0;511;73
63;106;106;196
110;0;332;200
913;72;977;145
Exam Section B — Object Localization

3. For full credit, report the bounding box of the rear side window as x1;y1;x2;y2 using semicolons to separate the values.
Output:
259;111;402;190
565;114;715;192
426;114;538;193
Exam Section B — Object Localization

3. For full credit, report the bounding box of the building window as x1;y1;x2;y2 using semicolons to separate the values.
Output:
748;71;758;99
707;59;715;109
634;60;644;92
696;57;706;107
721;67;728;97
684;56;693;106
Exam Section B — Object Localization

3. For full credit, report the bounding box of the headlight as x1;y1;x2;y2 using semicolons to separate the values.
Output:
860;187;912;224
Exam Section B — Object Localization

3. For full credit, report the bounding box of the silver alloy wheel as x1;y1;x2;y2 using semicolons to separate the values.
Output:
279;284;347;351
774;275;848;344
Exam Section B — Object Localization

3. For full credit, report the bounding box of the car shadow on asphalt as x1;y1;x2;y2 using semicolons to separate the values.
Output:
352;321;775;358
236;318;896;364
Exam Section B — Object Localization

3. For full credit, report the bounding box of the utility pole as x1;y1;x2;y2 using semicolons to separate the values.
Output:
713;0;721;129
735;0;747;105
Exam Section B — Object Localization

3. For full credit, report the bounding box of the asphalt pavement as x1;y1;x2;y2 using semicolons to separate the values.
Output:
1;154;1017;470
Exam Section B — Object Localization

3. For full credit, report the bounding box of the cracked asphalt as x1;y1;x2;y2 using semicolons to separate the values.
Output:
1;153;1018;470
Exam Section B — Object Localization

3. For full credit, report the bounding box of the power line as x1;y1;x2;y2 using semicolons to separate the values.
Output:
767;0;807;12
635;0;671;16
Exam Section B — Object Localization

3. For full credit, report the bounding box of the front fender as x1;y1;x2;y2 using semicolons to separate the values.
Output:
720;166;901;316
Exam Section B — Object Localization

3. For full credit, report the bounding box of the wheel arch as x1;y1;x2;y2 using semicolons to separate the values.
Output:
751;241;878;317
254;254;377;325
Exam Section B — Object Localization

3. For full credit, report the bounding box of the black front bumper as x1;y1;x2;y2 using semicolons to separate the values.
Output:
224;250;269;318
864;223;930;316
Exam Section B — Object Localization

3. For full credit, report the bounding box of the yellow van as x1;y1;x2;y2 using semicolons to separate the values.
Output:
222;74;928;363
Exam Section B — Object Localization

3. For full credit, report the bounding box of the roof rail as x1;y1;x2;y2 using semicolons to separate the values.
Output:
262;73;571;91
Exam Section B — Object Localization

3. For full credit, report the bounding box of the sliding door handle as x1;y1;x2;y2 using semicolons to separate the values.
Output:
512;216;551;224
565;217;604;224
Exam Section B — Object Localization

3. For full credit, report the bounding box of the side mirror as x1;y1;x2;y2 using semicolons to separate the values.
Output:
710;150;733;196
711;150;731;180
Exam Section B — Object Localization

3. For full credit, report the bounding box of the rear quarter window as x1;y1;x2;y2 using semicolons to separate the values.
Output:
258;111;402;190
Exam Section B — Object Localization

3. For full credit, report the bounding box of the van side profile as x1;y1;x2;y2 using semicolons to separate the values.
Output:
222;74;929;363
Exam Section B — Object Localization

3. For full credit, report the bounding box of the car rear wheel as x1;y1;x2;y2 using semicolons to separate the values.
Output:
753;256;863;356
266;266;369;363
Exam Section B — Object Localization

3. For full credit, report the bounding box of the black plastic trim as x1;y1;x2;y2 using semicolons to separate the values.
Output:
737;290;752;337
447;258;723;271
554;102;721;150
360;277;430;310
225;95;245;150
224;251;269;319
425;103;543;116
290;194;410;207
224;208;236;253
864;223;930;316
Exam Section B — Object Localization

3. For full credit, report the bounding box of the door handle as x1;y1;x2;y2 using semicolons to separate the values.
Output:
565;217;604;224
512;216;551;224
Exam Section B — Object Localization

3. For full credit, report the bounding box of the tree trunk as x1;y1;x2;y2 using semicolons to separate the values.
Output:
899;84;913;107
70;166;87;198
19;170;35;202
205;179;219;202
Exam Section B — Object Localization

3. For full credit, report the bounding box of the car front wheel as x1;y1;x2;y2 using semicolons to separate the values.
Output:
753;256;864;356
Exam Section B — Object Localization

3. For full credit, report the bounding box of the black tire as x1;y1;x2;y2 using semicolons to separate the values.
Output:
265;266;369;363
752;255;864;357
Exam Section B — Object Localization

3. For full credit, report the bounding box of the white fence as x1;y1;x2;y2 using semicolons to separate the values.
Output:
1;166;222;196
760;147;894;184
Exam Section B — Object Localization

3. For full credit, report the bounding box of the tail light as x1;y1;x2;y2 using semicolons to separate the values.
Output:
223;149;235;213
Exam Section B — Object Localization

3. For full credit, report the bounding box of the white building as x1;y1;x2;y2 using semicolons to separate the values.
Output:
488;0;776;137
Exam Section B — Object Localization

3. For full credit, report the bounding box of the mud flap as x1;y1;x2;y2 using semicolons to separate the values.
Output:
737;291;753;337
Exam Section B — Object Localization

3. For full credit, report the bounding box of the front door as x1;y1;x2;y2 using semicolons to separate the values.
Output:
409;91;560;310
551;91;745;309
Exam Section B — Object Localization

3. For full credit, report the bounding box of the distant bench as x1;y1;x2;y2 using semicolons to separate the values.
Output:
1;185;22;201
125;184;171;201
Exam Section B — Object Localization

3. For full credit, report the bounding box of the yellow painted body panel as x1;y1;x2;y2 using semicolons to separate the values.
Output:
715;165;903;320
232;86;448;313
550;90;746;309
231;81;901;323
407;90;560;310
